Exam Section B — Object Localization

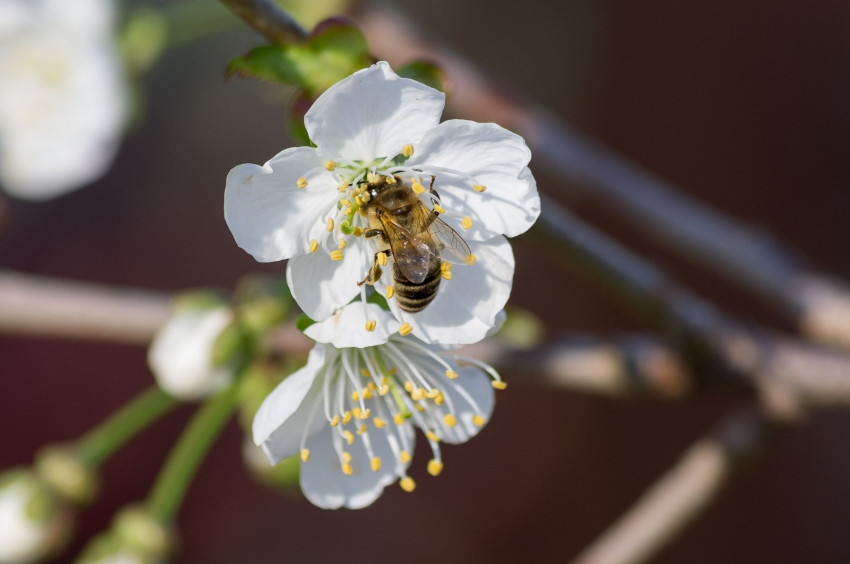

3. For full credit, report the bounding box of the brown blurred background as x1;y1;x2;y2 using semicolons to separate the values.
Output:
2;0;850;562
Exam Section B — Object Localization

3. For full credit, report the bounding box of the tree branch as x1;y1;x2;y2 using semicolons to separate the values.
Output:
218;0;308;45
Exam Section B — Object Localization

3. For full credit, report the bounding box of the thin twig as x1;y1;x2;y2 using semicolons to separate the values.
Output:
218;0;308;45
571;408;777;564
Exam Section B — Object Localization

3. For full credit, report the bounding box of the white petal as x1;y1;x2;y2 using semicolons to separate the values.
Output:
253;345;329;462
300;418;413;509
305;302;400;348
147;307;234;401
224;147;339;262
0;477;57;562
286;237;372;321
411;120;539;240
305;61;445;162
384;236;515;345
434;362;495;444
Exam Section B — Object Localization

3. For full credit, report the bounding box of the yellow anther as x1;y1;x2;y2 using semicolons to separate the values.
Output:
427;460;444;476
352;406;362;419
445;369;458;380
301;449;310;462
465;254;476;266
326;218;334;232
444;414;458;427
329;415;340;427
343;207;352;216
386;286;394;299
359;408;371;420
330;250;344;261
324;160;337;171
434;393;444;406
371;457;382;472
339;198;351;207
342;463;353;475
367;381;377;390
338;239;347;250
362;388;374;400
342;411;352;424
411;388;425;401
367;172;380;183
361;368;371;377
415;404;426;412
394;413;406;426
399;322;413;336
411;181;425;195
379;384;390;396
365;319;377;332
373;417;387;429
403;144;414;157
400;477;416;492
353;226;363;237
361;192;371;203
403;381;414;393
433;204;445;214
473;184;487;192
355;195;363;207
400;450;411;463
385;175;396;184
309;239;319;253
492;380;507;390
441;270;452;281
473;414;486;426
297;176;308;189
357;425;367;435
441;261;453;272
426;430;440;443
338;182;349;192
342;452;352;463
343;430;355;445
377;252;388;266
461;216;473;230
351;391;360;402
426;388;440;399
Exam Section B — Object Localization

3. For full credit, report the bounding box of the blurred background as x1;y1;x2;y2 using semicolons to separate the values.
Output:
2;0;850;562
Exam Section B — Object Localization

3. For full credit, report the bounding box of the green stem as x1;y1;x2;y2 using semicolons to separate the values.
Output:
146;385;238;523
75;387;177;467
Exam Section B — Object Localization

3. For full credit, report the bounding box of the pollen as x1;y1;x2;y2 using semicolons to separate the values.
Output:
411;388;425;401
427;460;444;477
338;239;347;250
373;417;387;429
473;414;486;426
324;160;337;171
434;393;444;405
399;322;413;336
365;319;377;332
377;253;388;266
403;381;414;393
400;450;411;463
355;195;363;208
353;226;364;237
342;463;353;475
343;411;352;425
473;184;487;192
445;369;458;379
352;407;363;419
403;144;414;157
426;430;440;443
385;175;397;184
326;218;334;232
441;270;452;281
371;457;382;472
329;415;340;427
330;250;344;261
411;181;425;195
361;192;371;203
343;430;355;445
433;204;445;214
338;182;349;192
340;198;351;207
492;381;508;390
461;216;473;230
465;254;477;266
426;388;440;399
444;414;458;427
363;388;374;399
379;384;390;396
367;172;380;183
400;477;416;492
297;176;308;189
394;413;406;426
359;408;371;420
386;286;394;299
301;449;310;462
351;391;360;402
309;239;319;253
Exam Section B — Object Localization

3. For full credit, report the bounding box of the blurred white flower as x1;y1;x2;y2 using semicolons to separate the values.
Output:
0;471;71;564
253;303;504;509
147;306;235;401
0;0;127;199
225;61;537;345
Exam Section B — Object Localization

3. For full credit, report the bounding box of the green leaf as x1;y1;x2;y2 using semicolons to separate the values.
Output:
226;19;372;97
396;60;449;94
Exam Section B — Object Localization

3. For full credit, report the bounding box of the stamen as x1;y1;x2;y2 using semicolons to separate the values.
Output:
400;450;411;463
342;463;353;475
411;180;425;195
324;160;337;171
343;430;355;445
297;177;308;189
338;239;347;250
354;226;363;237
444;414;457;427
342;452;352;463
425;430;440;443
357;424;367;435
338;182;349;192
343;411;352;425
446;370;458;379
427;460;444;476
473;184;487;192
351;391;360;402
361;192;371;203
465;254;476;266
473;415;486;426
329;415;340;427
461;216;473;230
492;381;507;390
373;417;387;428
361;368;371;377
394;413;406;425
301;449;310;462
433;204;445;214
371;457;382;471
399;323;413;336
365;319;377;332
403;144;414;158
330;250;344;261
326;218;334;232
386;286;394;299
411;388;425;401
309;239;319;253
399;477;416;492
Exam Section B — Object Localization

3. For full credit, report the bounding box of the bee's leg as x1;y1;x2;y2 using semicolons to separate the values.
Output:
427;175;441;211
363;229;384;239
358;250;390;286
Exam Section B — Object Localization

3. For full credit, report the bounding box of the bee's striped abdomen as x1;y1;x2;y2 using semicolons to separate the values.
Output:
393;261;441;313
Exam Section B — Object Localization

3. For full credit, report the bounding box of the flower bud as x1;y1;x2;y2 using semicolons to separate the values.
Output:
0;469;73;563
34;447;97;506
76;505;172;564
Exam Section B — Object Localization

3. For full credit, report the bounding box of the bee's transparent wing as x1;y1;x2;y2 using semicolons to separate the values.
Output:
429;216;472;264
380;216;433;284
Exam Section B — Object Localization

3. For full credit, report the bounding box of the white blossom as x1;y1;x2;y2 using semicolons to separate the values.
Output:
253;303;504;509
0;0;127;199
147;306;235;401
225;61;538;345
0;472;71;564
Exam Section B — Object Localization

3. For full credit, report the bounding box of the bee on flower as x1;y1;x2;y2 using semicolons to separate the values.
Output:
225;61;539;345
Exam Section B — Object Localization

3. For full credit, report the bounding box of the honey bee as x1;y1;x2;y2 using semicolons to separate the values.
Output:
358;174;471;312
